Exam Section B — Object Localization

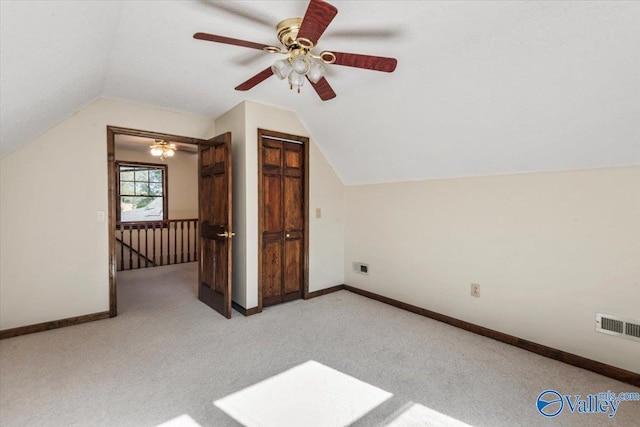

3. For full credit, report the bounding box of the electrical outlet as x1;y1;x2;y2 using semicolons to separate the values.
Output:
470;283;480;298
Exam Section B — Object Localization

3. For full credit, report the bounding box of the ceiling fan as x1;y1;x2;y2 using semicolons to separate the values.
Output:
150;140;177;160
194;0;397;101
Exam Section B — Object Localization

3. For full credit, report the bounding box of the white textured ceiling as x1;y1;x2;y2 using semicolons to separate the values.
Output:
1;1;639;183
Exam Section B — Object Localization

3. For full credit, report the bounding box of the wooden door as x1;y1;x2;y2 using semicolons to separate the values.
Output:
259;132;307;308
198;132;233;318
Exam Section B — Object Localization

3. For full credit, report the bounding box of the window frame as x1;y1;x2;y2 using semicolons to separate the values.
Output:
115;161;168;223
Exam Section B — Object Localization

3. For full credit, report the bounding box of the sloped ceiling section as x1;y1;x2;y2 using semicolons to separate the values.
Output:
311;1;640;183
0;1;122;156
1;1;639;183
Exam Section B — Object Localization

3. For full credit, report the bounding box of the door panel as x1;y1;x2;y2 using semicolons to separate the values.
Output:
198;132;233;318
202;175;214;219
264;175;283;232
213;174;226;224
284;237;302;296
285;149;302;168
264;146;282;167
262;237;283;305
284;176;303;230
214;239;227;294
202;239;215;288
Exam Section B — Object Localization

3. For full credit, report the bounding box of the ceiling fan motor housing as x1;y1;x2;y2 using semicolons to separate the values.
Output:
277;18;303;48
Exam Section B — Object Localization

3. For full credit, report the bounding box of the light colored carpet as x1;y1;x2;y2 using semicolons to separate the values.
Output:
1;263;638;426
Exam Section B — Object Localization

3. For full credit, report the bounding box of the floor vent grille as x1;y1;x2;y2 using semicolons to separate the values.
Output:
596;313;640;343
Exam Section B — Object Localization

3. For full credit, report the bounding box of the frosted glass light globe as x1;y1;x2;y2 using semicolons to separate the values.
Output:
291;54;311;75
271;59;292;80
307;60;325;84
288;71;305;92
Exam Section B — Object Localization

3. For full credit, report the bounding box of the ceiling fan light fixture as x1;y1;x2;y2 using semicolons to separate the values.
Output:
150;140;177;160
271;59;292;80
291;53;311;75
307;59;325;84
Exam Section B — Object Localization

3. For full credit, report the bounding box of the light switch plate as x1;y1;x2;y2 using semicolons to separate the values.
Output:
315;208;321;218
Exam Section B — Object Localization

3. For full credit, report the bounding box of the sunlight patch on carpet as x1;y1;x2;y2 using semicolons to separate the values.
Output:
386;402;474;427
155;414;202;427
214;360;393;427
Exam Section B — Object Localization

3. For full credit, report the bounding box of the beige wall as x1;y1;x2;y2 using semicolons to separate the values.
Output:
308;141;345;293
114;147;198;220
0;98;215;330
214;102;248;307
344;167;640;372
215;101;345;309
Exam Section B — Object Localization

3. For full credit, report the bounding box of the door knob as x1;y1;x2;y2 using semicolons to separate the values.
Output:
286;233;290;238
217;231;235;239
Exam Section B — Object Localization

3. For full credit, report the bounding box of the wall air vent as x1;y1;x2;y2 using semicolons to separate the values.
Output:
625;322;640;339
596;313;640;343
352;262;369;275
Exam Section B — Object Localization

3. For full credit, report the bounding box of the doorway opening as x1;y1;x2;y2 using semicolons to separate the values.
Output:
106;126;204;317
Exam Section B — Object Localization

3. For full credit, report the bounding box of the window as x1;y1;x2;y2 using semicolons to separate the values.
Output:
116;162;167;222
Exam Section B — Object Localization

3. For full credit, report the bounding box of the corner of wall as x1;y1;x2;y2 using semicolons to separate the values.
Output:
215;102;249;309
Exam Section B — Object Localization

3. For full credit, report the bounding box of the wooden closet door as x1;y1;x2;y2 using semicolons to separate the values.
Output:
261;139;285;307
260;136;305;307
282;142;304;302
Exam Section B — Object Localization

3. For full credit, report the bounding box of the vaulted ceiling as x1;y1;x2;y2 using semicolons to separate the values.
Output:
1;1;638;183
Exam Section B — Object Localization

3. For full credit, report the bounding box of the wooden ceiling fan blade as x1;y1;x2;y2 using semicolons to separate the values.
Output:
297;0;338;46
193;33;271;51
307;76;336;101
331;51;397;73
235;67;274;91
